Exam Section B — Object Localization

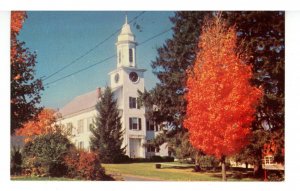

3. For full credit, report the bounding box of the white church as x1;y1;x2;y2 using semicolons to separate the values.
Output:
57;17;169;158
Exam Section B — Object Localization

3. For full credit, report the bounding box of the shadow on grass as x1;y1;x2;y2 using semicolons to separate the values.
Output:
11;173;117;181
161;166;194;170
210;171;254;180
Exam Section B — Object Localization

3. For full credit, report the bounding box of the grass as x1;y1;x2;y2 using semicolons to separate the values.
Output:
11;176;76;181
11;162;259;181
103;162;259;181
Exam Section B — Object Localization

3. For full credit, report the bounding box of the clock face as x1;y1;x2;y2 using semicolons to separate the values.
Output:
129;72;139;83
114;73;119;83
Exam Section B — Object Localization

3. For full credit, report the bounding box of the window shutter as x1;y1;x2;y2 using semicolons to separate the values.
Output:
146;120;149;131
129;118;132;130
137;98;140;109
138;118;142;130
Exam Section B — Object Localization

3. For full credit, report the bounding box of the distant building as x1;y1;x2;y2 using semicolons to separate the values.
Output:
57;17;169;158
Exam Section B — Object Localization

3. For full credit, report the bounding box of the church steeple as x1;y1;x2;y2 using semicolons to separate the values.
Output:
116;16;137;68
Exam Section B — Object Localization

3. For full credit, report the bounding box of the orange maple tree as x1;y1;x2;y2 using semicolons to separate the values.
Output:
15;108;56;142
11;11;27;66
183;16;262;180
11;11;44;134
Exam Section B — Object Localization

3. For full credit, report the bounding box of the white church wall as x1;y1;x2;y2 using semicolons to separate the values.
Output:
58;109;97;151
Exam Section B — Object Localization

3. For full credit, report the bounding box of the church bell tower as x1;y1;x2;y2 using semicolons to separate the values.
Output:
108;16;147;158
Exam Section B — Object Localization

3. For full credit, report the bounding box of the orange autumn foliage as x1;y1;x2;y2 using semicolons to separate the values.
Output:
15;108;56;142
64;149;105;180
184;16;262;159
11;11;27;65
263;139;284;158
11;11;27;37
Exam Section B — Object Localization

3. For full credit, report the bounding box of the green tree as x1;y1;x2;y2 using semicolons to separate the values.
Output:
90;87;125;163
23;132;73;177
142;12;213;127
11;11;44;134
223;12;285;176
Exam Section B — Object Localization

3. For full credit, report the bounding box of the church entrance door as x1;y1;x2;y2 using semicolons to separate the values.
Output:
129;138;141;158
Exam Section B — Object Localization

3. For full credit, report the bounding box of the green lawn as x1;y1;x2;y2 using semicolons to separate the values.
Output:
11;162;259;181
103;162;258;181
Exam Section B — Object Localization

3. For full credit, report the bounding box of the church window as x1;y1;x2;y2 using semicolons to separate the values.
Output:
66;123;73;134
147;146;155;152
77;119;84;134
129;117;142;130
129;48;133;63
119;51;121;63
78;141;84;150
146;120;154;131
129;97;137;109
87;117;93;132
114;73;119;83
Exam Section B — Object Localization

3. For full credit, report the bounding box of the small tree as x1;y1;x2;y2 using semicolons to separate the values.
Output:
23;132;73;177
184;16;262;181
64;148;107;180
90;87;125;163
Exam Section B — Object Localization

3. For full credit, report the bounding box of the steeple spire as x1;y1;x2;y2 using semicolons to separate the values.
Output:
116;15;137;68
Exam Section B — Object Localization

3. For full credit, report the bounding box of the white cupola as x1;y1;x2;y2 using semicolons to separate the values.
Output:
116;15;137;68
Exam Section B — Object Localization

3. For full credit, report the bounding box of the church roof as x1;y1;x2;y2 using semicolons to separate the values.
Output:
59;88;101;117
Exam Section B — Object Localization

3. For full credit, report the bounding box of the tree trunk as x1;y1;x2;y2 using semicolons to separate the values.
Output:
221;156;227;181
253;161;263;178
194;152;201;172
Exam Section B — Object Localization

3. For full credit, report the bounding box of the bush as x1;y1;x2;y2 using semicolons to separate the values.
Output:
267;170;284;181
198;155;219;170
150;155;163;162
11;146;23;175
162;156;174;162
114;154;132;163
23;132;73;177
64;149;106;180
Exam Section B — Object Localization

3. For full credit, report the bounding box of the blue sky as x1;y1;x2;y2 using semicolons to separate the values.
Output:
18;11;174;109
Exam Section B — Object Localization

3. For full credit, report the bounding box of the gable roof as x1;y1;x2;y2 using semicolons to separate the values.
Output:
59;88;101;117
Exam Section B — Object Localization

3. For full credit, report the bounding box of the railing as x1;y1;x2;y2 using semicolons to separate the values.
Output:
262;156;284;170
